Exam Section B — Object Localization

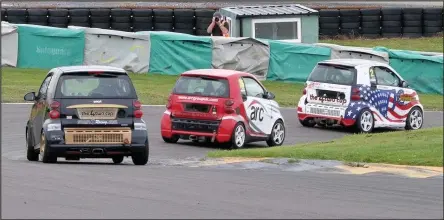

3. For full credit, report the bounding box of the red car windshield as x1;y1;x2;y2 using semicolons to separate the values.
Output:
173;76;230;98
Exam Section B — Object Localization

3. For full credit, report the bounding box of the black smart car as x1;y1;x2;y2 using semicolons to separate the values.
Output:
24;65;149;165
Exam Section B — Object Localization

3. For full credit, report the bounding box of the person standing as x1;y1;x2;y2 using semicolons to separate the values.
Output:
206;12;230;37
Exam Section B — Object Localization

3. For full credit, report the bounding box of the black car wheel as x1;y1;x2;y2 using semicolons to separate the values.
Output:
112;156;124;164
39;133;57;163
299;118;316;127
162;134;179;143
26;129;39;161
131;141;149;165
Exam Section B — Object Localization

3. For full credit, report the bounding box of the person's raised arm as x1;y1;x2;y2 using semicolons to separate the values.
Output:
207;17;216;34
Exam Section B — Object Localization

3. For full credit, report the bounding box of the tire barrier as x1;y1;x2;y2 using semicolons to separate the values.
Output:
48;9;69;28
68;9;90;28
2;22;442;95
318;9;340;37
360;8;381;38
90;9;111;29
194;9;216;36
27;9;48;26
339;9;361;37
2;7;442;38
423;8;443;37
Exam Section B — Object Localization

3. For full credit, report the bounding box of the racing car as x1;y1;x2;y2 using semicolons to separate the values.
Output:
24;65;149;165
297;59;424;133
160;69;286;149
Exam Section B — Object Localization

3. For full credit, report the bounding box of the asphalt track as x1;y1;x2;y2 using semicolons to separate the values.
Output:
2;103;443;219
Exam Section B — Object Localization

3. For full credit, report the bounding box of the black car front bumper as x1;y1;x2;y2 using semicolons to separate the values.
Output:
44;129;148;158
48;143;147;158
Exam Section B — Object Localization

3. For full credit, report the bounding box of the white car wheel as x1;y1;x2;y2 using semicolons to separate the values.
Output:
229;123;246;149
405;107;423;130
357;109;374;133
267;120;285;147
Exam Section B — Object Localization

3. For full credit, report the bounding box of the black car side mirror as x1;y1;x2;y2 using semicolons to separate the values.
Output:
264;91;275;100
401;81;409;88
24;92;36;101
241;93;247;101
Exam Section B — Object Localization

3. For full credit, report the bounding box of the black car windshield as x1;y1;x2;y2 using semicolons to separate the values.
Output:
307;64;356;85
55;72;137;99
173;75;230;98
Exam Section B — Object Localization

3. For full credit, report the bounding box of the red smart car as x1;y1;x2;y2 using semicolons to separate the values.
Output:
160;69;286;149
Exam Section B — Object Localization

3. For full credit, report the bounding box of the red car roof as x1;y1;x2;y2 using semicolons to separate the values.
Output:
180;69;252;79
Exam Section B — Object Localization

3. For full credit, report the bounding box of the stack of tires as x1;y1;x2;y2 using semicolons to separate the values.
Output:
68;9;90;27
153;9;174;32
360;8;381;38
48;9;69;28
401;8;423;38
111;9;132;32
131;9;153;32
194;9;216;36
339;9;361;37
1;9;6;22
173;9;195;35
27;9;48;26
423;8;443;37
5;9;27;24
90;9;110;29
381;8;402;38
318;9;341;37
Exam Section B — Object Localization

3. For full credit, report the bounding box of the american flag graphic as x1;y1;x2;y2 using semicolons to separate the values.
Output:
344;84;419;123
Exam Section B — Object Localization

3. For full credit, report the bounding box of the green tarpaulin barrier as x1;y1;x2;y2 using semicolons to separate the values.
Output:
148;31;212;75
374;47;443;95
17;24;85;68
267;40;331;82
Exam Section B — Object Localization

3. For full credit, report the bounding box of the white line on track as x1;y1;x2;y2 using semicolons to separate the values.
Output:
1;102;442;113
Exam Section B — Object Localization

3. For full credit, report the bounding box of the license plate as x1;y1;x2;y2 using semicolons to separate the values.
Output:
77;108;117;120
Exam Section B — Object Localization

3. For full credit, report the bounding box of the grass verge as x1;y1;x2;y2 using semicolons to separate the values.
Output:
207;127;444;167
320;36;444;53
2;67;442;110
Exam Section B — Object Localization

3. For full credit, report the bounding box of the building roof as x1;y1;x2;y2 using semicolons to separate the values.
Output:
221;4;318;18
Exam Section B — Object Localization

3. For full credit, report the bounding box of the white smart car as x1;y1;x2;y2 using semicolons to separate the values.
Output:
297;59;424;133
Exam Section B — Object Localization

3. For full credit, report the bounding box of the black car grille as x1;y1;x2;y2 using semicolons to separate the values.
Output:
171;118;220;133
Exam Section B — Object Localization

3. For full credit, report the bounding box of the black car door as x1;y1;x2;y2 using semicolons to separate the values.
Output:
32;73;53;144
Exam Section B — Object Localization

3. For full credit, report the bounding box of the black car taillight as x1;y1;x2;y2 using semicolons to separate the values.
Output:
133;100;143;118
49;101;60;119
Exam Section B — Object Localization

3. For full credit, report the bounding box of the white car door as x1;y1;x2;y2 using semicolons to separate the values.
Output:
239;76;273;136
372;66;417;125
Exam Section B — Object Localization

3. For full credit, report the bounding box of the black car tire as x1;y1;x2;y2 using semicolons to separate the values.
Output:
26;129;39;161
299;118;316;127
131;142;149;165
112;156;124;164
266;119;285;147
162;134;179;143
39;133;57;163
